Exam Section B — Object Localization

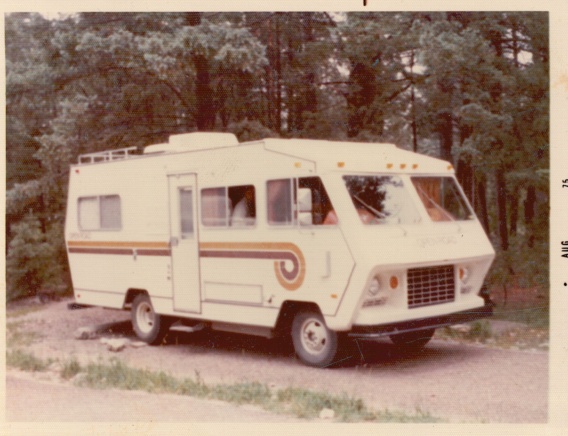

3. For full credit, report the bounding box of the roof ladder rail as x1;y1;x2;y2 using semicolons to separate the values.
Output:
78;146;140;164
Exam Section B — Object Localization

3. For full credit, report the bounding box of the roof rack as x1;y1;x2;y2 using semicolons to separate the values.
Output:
78;146;140;164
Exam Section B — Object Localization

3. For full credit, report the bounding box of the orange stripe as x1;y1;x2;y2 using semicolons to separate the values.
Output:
200;241;299;252
201;242;306;291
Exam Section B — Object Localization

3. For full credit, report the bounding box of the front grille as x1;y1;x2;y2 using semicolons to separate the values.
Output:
407;265;455;309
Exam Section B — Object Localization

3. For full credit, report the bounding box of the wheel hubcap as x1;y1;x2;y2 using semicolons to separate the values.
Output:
301;319;328;355
137;302;154;334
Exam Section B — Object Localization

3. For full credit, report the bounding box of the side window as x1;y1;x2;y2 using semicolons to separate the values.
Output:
266;178;335;227
267;179;295;225
229;185;256;227
298;177;336;225
179;188;194;237
201;185;256;227
78;195;122;230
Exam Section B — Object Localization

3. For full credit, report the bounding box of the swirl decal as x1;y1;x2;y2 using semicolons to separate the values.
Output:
200;242;306;291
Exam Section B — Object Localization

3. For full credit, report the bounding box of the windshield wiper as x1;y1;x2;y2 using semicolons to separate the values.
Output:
353;195;387;219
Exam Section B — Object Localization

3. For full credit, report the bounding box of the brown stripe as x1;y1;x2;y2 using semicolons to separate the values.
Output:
68;247;171;256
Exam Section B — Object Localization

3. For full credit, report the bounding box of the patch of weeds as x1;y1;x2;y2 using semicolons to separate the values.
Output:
13;353;441;422
6;349;50;372
493;305;549;329
61;358;82;380
211;382;272;406
6;320;43;347
276;387;372;421
438;321;492;343
79;358;178;393
468;320;493;342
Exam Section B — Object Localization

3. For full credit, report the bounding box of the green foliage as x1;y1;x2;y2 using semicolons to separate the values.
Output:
71;357;439;422
7;320;43;347
6;214;65;301
61;358;83;380
5;12;549;309
6;349;50;372
227;119;278;142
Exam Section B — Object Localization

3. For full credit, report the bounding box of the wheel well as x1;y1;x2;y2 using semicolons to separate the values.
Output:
123;289;148;309
273;301;321;337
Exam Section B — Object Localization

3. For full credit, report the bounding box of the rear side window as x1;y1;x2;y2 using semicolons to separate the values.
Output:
201;185;256;227
267;179;295;225
78;195;122;230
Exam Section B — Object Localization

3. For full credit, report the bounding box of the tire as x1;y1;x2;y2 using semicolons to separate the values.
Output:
131;294;173;345
291;311;339;368
389;328;435;352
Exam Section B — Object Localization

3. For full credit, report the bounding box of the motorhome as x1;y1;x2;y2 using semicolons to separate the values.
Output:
65;132;495;367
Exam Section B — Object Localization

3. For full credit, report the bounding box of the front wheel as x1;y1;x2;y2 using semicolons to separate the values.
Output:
389;328;435;352
292;311;339;368
131;294;173;345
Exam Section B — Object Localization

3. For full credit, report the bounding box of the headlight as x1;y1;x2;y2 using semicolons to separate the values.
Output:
363;276;388;307
459;267;470;283
368;277;381;296
459;266;473;294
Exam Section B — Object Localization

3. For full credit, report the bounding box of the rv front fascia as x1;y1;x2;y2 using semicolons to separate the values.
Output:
317;174;493;331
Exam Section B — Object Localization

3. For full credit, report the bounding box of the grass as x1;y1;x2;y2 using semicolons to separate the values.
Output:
6;320;43;348
77;359;441;422
492;305;549;329
6;349;51;372
5;352;441;423
61;358;82;380
436;319;549;351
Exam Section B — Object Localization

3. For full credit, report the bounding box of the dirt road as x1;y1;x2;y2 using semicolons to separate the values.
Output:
7;300;548;423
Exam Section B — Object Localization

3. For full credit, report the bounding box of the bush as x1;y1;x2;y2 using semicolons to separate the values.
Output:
6;214;65;301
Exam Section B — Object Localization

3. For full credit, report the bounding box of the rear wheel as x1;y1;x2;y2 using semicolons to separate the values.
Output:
292;311;339;367
390;328;435;352
131;294;173;345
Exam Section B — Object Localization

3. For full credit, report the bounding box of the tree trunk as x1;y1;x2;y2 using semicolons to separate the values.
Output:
275;14;282;134
456;160;474;203
184;13;216;131
476;177;490;235
437;109;453;162
496;167;509;250
411;84;418;152
524;185;536;248
509;193;518;236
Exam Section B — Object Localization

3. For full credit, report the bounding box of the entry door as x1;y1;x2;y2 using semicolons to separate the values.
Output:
168;173;201;313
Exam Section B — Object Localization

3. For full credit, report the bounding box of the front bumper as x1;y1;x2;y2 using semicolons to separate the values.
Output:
348;302;493;340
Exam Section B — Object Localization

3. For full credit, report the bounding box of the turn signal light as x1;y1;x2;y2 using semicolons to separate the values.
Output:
389;276;399;289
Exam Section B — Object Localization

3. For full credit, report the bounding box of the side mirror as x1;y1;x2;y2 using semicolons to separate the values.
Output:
298;188;312;213
299;212;313;226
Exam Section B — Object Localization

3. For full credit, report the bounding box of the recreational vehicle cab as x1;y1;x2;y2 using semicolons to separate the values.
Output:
65;132;495;367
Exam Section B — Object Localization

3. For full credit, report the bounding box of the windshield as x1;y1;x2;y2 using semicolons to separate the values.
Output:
411;177;474;222
343;175;421;225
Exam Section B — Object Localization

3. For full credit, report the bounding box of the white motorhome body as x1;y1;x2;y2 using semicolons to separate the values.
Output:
65;132;495;367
